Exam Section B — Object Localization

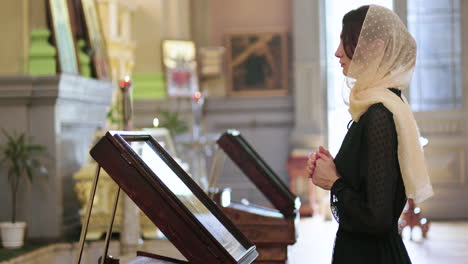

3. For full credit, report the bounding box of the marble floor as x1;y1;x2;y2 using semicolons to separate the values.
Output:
288;217;468;264
119;217;468;264
3;218;465;264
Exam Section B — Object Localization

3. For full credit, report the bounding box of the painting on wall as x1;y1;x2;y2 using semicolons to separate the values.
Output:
80;0;111;80
162;40;199;97
48;0;80;74
225;31;289;96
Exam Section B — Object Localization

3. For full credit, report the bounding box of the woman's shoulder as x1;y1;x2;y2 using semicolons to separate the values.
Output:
361;103;394;125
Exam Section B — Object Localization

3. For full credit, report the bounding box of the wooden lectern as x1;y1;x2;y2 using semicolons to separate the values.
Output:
211;130;300;264
75;131;258;264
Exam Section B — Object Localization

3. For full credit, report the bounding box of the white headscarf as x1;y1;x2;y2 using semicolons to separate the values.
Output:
346;5;433;203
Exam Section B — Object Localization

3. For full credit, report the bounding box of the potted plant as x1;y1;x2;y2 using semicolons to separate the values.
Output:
157;108;189;136
0;129;48;249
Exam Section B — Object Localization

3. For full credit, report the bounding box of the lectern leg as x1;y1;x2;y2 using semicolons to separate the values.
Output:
100;186;121;264
76;165;102;264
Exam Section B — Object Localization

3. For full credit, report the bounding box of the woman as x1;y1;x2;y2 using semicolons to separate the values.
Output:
307;5;433;264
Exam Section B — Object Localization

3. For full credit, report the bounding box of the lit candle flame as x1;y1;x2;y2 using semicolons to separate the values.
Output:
153;118;159;128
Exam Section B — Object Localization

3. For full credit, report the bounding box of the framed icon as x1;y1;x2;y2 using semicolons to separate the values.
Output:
48;0;80;74
80;0;111;79
162;40;199;97
225;30;289;96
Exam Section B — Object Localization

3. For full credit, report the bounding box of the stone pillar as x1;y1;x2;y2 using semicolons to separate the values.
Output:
162;0;191;40
0;0;29;74
121;11;131;40
394;0;408;25
190;0;212;47
29;0;47;29
290;0;328;149
120;195;140;254
290;0;327;217
0;74;114;239
108;2;118;38
394;0;409;99
190;1;226;97
119;81;141;255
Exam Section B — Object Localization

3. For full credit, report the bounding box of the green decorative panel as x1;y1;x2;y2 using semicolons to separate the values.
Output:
77;39;91;78
132;73;166;99
28;29;56;76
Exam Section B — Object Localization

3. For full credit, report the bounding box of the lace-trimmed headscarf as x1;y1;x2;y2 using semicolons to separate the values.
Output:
346;5;433;203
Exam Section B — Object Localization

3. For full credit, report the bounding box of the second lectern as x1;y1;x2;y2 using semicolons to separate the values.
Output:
211;130;300;263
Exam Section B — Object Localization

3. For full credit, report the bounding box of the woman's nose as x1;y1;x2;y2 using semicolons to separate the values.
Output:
335;46;342;58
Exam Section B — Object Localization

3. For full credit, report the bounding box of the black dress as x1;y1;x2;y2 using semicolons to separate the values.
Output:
330;89;412;263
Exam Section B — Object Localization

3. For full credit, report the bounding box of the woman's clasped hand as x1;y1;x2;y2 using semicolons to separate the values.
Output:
306;146;340;190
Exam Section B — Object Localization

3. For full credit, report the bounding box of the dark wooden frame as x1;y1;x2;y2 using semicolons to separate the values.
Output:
47;0;80;74
90;131;258;264
216;130;300;218
136;251;190;263
215;130;300;263
225;30;289;97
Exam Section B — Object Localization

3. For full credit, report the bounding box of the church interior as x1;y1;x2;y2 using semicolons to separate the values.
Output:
0;0;467;263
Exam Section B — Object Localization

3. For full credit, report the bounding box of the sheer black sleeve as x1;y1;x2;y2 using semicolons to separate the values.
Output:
330;104;399;234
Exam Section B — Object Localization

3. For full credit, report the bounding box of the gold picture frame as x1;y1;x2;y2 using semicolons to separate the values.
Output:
162;40;200;97
48;0;80;74
80;0;111;80
225;30;289;96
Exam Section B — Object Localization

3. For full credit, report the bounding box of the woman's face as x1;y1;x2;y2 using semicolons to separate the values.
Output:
335;38;351;76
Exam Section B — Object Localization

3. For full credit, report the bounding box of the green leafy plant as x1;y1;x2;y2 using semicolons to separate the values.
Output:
0;130;48;223
157;109;189;136
106;101;123;129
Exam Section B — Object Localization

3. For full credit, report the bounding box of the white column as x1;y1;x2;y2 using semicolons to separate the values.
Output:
121;11;131;40
190;0;211;47
22;0;29;74
109;1;118;39
120;195;141;255
162;0;191;40
290;0;328;149
120;85;141;255
394;0;409;99
393;0;408;25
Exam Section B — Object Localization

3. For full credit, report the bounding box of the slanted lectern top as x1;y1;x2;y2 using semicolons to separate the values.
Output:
77;131;258;264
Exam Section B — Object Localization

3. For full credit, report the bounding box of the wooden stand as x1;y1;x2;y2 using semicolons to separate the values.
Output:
214;131;301;264
398;199;430;240
221;203;298;264
125;251;189;264
75;131;259;264
98;256;120;264
100;251;189;264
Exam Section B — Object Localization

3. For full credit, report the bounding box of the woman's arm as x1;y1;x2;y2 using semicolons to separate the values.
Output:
330;104;400;234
